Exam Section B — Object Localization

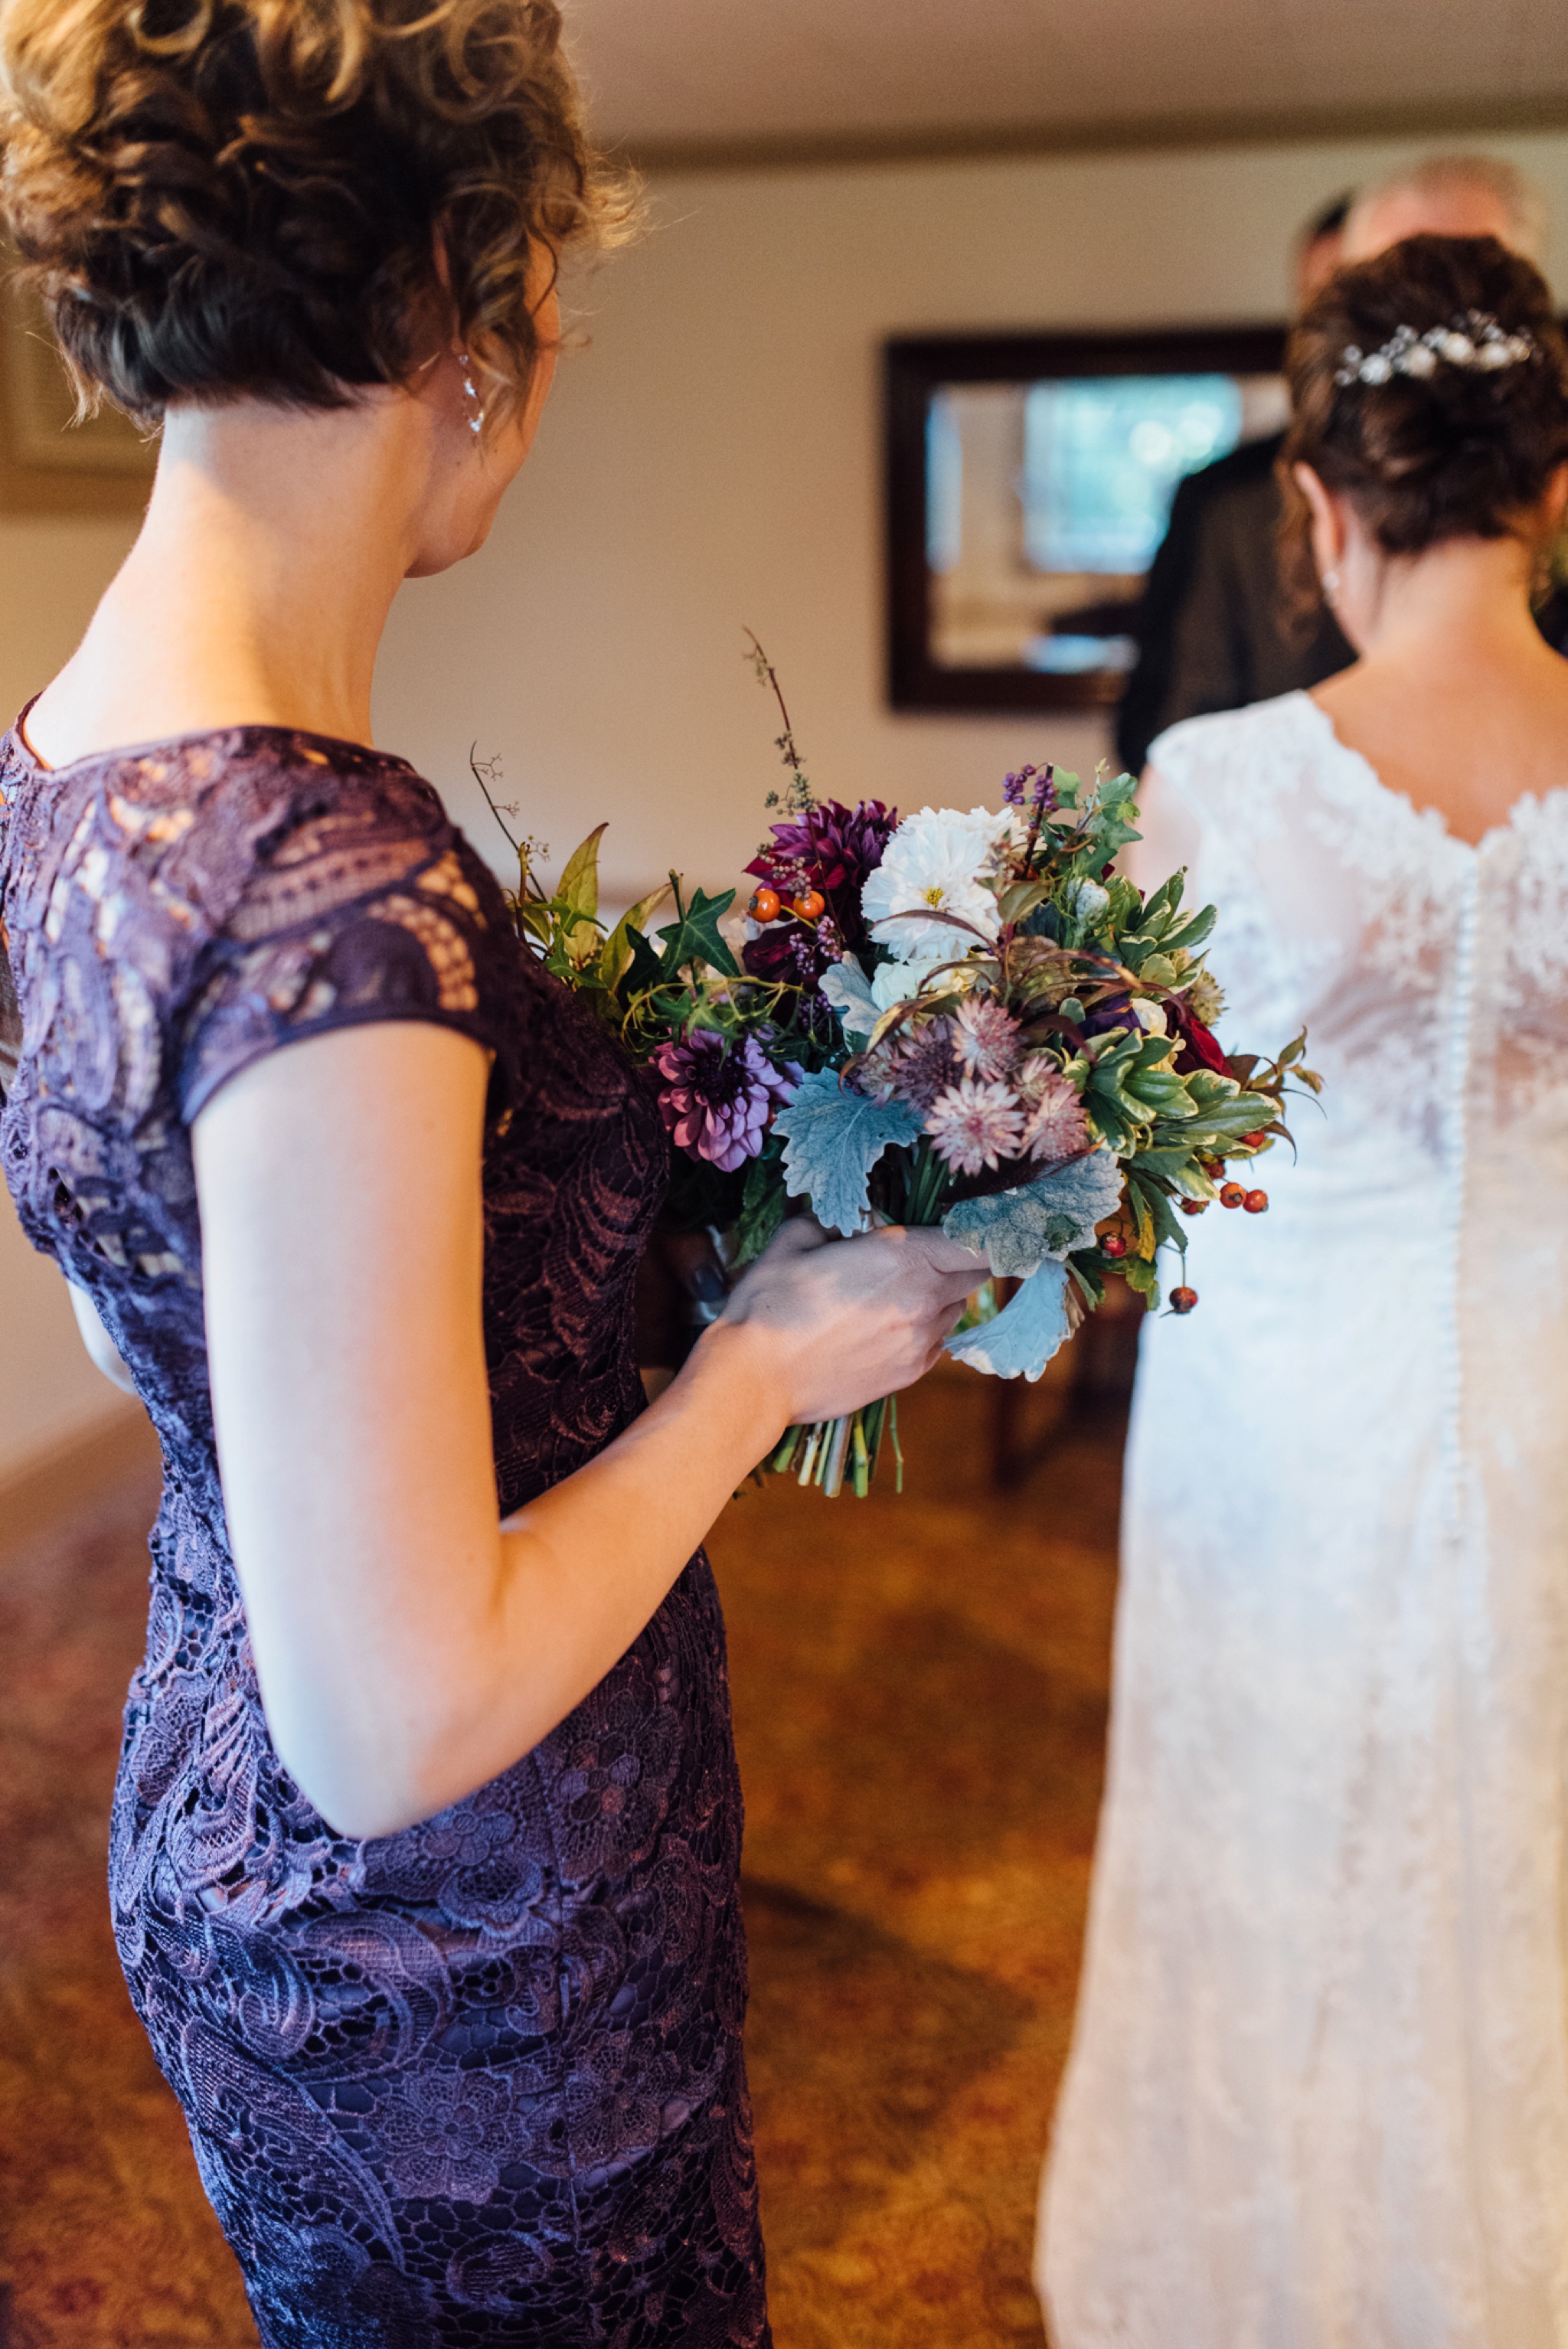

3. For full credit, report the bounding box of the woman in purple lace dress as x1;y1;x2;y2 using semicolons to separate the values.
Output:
0;6;978;2343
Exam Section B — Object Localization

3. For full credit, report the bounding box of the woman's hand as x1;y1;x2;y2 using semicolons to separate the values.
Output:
717;1216;982;1426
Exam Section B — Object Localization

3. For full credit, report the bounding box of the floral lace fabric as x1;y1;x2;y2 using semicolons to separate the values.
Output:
1040;692;1568;2348
0;721;768;2349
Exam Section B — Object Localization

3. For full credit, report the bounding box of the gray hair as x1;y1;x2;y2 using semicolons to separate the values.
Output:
1344;155;1548;264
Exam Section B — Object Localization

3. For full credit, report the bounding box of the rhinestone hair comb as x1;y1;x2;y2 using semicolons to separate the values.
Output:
1335;309;1538;388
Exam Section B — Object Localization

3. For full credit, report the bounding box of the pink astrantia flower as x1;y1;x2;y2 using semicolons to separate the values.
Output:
925;1077;1026;1175
1018;1060;1091;1165
654;1030;801;1171
952;995;1021;1083
863;1018;962;1111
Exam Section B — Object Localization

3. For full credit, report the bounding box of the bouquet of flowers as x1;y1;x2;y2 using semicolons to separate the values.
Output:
479;642;1318;1496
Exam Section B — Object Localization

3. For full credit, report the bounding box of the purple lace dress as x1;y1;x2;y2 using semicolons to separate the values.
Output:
0;720;769;2349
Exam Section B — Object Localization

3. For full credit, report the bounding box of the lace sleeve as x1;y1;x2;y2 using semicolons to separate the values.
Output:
0;916;20;1103
178;769;516;1123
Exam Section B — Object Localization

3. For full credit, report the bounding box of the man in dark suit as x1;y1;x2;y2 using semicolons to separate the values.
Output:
1115;194;1354;774
1116;158;1558;775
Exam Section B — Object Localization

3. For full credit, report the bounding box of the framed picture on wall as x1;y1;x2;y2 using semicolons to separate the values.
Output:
1;264;156;517
886;325;1289;714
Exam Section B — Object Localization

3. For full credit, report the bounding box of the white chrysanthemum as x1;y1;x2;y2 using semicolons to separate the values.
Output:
861;806;1007;962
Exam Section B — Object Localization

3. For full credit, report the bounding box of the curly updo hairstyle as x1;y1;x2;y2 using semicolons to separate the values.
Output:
0;0;637;425
1279;234;1568;616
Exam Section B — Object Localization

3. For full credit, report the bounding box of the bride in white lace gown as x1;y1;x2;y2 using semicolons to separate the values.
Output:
1040;235;1568;2346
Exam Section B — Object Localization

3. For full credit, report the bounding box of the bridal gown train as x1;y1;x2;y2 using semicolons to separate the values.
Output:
1040;689;1568;2348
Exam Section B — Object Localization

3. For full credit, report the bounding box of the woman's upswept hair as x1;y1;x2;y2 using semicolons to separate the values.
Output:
0;0;639;424
1278;234;1568;622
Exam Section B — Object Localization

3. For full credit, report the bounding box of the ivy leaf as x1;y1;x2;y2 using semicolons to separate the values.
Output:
658;885;740;981
619;923;667;1001
773;1072;923;1236
557;825;606;921
946;1261;1074;1381
942;1148;1123;1276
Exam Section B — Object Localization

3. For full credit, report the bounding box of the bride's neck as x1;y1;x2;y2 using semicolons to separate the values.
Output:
1354;534;1549;675
27;395;430;768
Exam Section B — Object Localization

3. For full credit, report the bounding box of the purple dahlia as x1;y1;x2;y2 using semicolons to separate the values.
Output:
653;1029;802;1172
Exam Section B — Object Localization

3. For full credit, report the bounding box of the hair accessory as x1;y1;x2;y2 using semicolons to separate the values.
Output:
1335;310;1537;389
459;353;484;435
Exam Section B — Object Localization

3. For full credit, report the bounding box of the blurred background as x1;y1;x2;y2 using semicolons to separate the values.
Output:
2;5;1566;2341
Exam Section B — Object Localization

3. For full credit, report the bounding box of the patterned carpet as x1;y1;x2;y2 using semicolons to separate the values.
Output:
0;1354;1123;2348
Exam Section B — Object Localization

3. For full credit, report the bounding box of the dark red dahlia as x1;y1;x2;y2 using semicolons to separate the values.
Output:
745;799;897;959
1169;998;1231;1078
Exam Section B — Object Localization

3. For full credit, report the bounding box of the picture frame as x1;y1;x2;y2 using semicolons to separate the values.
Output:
885;325;1289;714
0;266;156;518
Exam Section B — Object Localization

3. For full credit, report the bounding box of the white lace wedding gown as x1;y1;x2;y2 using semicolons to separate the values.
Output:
1039;689;1568;2349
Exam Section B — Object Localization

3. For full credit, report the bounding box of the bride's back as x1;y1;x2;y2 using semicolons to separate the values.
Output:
1271;232;1568;842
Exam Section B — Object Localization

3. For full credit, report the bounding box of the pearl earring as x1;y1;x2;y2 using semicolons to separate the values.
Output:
459;353;484;436
1321;567;1341;602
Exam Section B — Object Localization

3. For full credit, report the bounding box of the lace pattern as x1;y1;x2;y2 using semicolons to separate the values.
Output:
1040;691;1568;2347
0;722;769;2347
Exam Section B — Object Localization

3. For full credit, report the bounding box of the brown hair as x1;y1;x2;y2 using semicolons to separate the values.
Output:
1278;234;1568;619
0;0;639;426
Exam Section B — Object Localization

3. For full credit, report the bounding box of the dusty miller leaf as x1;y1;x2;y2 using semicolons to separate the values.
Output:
946;1261;1074;1381
819;956;880;1039
772;1072;923;1236
941;1148;1123;1276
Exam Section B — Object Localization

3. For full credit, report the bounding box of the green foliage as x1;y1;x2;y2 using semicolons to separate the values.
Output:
733;1135;789;1267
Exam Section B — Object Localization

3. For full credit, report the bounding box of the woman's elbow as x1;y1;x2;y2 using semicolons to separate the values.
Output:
268;1694;511;1843
68;1283;138;1395
279;1736;442;1842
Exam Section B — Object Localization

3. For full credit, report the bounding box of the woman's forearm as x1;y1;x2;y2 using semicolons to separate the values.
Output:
387;1321;788;1832
196;1026;973;1841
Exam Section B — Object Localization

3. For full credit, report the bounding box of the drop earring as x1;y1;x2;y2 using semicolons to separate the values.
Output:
1321;567;1341;603
459;353;484;436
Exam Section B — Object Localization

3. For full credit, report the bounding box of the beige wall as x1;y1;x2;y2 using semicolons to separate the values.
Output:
1;515;143;1490
4;127;1567;1481
373;129;1568;903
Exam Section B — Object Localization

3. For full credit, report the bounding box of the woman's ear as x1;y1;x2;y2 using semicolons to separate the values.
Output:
1293;462;1347;594
1540;460;1568;536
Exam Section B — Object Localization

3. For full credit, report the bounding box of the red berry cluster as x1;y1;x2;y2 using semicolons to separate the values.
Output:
749;886;825;924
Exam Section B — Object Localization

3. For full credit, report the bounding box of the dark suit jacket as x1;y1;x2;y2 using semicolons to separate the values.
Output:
1115;431;1353;775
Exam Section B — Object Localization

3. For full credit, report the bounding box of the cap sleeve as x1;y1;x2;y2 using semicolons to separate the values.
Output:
178;766;515;1122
